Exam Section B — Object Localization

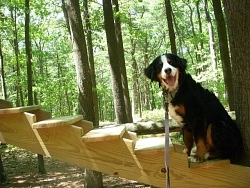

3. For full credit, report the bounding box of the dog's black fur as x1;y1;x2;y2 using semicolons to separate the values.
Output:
144;53;242;163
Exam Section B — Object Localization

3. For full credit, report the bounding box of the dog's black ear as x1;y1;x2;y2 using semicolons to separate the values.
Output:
180;58;187;70
144;66;156;82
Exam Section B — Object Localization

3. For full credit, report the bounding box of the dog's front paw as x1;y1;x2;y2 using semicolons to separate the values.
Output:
189;155;204;163
189;152;209;163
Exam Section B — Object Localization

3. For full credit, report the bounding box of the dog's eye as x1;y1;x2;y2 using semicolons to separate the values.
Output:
168;60;173;65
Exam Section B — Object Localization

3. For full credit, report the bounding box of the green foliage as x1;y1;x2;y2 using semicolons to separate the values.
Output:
0;0;229;121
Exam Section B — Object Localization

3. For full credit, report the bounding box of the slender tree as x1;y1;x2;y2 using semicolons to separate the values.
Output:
83;0;99;127
204;0;217;72
25;0;46;174
25;0;33;105
222;0;250;166
113;0;133;122
164;0;177;54
103;0;128;124
212;0;234;111
63;0;103;186
0;40;7;100
10;6;24;107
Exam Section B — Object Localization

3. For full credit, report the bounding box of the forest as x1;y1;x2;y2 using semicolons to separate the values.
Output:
0;0;250;187
0;0;231;120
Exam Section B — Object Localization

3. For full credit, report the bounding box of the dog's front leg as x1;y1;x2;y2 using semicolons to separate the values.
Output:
182;127;194;156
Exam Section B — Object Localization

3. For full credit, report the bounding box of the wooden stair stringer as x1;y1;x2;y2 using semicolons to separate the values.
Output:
0;111;46;155
0;106;250;187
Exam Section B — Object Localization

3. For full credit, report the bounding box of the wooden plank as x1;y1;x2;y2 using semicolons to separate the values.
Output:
82;126;126;142
32;115;83;129
0;105;41;115
189;158;230;168
135;137;166;155
168;149;250;187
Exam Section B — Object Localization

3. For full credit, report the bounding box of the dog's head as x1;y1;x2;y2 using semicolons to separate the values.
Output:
144;53;187;91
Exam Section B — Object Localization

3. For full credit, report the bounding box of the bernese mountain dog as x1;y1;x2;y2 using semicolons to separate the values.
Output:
144;53;242;163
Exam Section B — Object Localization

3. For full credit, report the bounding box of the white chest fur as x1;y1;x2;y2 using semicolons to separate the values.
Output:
168;103;185;127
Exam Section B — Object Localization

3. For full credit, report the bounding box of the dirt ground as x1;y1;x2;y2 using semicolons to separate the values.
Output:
1;147;155;188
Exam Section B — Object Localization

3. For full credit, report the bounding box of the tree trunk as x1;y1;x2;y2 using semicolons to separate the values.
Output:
212;0;234;111
113;0;133;123
143;36;150;111
186;3;200;67
196;0;204;51
10;7;24;107
204;0;217;72
164;0;177;54
83;0;99;127
25;0;33;106
130;39;141;117
103;0;128;124
25;0;46;174
0;41;7;100
222;0;250;166
64;0;103;186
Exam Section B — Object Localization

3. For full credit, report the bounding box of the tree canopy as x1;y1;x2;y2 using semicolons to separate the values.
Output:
0;0;232;120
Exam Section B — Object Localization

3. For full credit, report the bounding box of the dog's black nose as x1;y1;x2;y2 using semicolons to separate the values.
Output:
164;68;172;74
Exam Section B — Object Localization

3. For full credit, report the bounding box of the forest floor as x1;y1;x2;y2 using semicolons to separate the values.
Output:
0;145;156;188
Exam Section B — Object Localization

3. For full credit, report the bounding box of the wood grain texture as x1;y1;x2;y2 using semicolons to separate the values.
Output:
82;126;126;142
0;107;249;187
32;115;83;128
0;105;41;114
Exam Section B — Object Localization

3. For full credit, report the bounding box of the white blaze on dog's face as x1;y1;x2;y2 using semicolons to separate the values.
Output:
159;55;179;91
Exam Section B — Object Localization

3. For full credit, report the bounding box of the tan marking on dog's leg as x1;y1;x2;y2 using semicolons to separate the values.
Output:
183;129;193;155
206;124;213;149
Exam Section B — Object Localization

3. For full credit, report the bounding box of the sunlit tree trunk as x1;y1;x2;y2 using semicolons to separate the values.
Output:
103;0;128;124
63;0;103;186
83;0;99;127
223;0;250;166
212;0;234;111
113;0;133;122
